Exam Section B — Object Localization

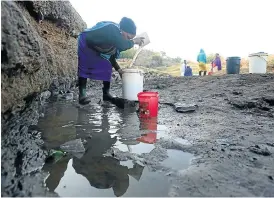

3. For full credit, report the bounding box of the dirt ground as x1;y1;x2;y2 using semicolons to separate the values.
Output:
108;73;274;196
2;73;274;197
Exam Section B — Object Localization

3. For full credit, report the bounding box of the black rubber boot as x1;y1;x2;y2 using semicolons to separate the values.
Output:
78;77;91;105
199;71;202;76
204;71;207;76
102;81;114;101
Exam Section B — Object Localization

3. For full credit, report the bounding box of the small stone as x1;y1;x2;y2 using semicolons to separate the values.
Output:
266;143;274;147
65;93;73;100
40;91;51;101
60;139;85;154
232;91;242;95
268;176;273;180
156;84;166;89
249;146;271;156
174;103;198;113
249;157;257;162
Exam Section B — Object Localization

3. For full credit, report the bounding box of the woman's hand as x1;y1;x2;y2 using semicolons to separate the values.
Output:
133;37;145;46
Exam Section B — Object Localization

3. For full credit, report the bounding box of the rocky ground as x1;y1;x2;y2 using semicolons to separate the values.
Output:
2;73;274;196
142;73;274;196
108;73;274;196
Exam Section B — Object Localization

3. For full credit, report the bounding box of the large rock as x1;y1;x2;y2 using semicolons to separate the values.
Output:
1;1;86;114
31;1;86;34
1;1;86;196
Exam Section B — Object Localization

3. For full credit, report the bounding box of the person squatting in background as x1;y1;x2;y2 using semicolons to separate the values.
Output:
77;17;144;105
212;53;222;71
181;60;193;76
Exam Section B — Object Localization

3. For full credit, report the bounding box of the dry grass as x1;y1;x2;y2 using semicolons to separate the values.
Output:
117;60;274;77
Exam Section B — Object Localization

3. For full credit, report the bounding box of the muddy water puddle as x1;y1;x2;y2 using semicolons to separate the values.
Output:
38;100;193;196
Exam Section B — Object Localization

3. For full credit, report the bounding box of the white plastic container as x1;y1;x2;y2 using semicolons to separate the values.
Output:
248;52;268;73
122;69;144;101
136;32;150;47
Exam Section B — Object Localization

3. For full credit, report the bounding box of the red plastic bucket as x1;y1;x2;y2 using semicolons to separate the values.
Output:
137;92;159;118
139;117;157;131
136;132;157;144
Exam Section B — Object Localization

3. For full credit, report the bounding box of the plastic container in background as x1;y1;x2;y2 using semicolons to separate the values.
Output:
137;92;159;118
122;69;144;101
226;57;241;74
136;32;150;47
248;52;268;74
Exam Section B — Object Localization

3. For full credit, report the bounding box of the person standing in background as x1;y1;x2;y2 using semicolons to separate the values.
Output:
197;49;207;76
181;60;187;76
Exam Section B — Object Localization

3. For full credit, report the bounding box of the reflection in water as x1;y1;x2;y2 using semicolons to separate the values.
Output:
43;156;71;192
72;107;133;197
41;103;156;197
40;101;192;197
49;159;168;197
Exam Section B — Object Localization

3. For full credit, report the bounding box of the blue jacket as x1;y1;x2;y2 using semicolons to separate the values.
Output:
79;21;134;60
197;49;207;63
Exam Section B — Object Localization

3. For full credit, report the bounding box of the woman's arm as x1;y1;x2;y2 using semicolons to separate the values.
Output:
109;55;121;71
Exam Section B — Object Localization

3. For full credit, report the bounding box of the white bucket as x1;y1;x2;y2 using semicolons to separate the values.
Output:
248;52;268;73
122;69;144;101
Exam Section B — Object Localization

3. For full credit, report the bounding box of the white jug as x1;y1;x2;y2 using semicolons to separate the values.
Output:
136;32;150;47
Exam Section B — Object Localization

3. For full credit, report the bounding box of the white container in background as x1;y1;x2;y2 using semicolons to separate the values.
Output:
136;32;150;47
248;52;268;73
122;69;144;101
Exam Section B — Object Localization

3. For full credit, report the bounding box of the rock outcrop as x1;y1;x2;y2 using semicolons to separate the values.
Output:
1;1;86;196
1;0;86;115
